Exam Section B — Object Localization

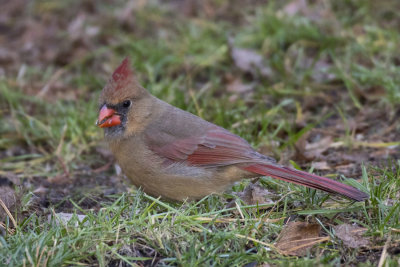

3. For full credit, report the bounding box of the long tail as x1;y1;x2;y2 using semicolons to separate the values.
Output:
242;163;368;201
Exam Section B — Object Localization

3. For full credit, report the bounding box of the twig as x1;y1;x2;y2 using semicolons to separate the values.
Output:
37;68;66;98
92;160;113;173
278;236;330;255
0;197;17;229
235;201;245;220
0;222;15;235
57;156;70;178
378;233;391;267
235;233;279;252
194;216;283;224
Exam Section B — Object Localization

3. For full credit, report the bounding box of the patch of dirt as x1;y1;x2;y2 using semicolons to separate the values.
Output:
29;166;127;213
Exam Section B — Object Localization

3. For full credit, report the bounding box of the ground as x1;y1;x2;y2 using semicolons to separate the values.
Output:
0;0;399;266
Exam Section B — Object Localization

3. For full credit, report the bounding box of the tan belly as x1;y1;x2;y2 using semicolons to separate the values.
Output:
108;137;255;201
122;161;254;201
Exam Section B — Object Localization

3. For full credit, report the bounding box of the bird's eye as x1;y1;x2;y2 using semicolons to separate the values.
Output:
122;100;131;108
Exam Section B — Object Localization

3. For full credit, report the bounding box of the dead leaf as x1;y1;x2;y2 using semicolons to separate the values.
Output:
334;224;370;248
311;161;330;170
334;163;356;174
280;0;339;27
227;183;276;209
50;212;87;227
229;38;273;78
68;13;87;41
304;136;333;158
226;78;254;94
276;221;328;256
281;0;307;16
296;134;333;160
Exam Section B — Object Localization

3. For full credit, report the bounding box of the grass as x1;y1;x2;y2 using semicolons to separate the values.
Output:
1;0;400;266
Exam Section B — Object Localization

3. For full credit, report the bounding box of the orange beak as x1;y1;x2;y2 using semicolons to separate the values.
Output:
96;105;121;128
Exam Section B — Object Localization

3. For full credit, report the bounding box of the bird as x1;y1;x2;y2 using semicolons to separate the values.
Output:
96;57;368;202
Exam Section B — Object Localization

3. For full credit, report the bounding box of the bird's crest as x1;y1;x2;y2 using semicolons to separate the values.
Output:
100;57;148;105
111;57;134;91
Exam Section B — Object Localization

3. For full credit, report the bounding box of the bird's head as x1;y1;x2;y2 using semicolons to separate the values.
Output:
97;58;152;139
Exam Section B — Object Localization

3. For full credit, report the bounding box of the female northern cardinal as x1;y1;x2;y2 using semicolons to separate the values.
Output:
97;58;368;202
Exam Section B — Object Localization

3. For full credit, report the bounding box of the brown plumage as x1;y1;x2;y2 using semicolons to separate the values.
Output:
97;58;369;202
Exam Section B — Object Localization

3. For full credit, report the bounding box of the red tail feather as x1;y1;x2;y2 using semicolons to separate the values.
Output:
242;164;368;201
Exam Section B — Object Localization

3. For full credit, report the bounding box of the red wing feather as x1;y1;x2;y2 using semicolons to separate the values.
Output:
149;126;265;167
